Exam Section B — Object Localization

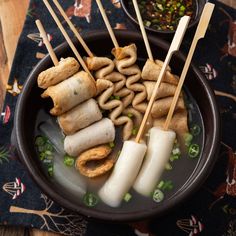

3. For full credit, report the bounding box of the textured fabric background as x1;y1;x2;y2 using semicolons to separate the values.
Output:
0;0;235;235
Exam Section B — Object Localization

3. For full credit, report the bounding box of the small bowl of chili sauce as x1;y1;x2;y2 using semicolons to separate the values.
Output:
121;0;206;35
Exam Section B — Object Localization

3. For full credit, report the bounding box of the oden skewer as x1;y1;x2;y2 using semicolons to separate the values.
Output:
134;3;215;197
52;0;94;58
131;0;153;61
95;0;119;49
98;17;190;207
43;0;93;78
35;20;59;66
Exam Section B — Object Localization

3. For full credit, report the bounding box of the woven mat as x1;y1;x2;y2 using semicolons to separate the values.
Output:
0;0;235;235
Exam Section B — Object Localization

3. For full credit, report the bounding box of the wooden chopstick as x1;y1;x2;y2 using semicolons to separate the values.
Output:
43;0;93;78
52;0;94;58
35;19;59;66
95;0;119;49
163;3;215;131
131;0;153;61
135;16;190;143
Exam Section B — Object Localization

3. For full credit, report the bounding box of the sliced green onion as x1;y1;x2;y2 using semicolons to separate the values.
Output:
44;142;54;152
109;142;115;148
127;113;133;118
145;20;151;27
123;193;132;202
114;95;120;100
165;162;172;170
64;155;75;167
184;132;193;147
152;189;164;203
188;144;200;158
160;180;173;191
109;95;115;100
180;5;186;11
45;150;52;156
157;180;164;189
132;128;138;135
35;136;46;146
48;165;53;177
83;193;98;207
190;124;201;136
170;154;180;162
172;147;180;155
39;152;47;161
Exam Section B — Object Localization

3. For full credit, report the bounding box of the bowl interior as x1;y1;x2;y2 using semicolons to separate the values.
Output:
15;30;219;221
121;0;206;34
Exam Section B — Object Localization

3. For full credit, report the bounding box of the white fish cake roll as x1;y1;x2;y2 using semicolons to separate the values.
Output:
64;118;115;157
133;127;176;196
98;141;147;207
38;57;80;89
58;98;102;135
41;71;96;116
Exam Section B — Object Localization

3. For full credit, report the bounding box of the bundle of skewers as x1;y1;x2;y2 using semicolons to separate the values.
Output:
36;0;214;208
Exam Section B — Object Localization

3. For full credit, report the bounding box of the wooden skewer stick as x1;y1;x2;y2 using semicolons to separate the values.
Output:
35;19;59;66
96;0;119;49
131;0;153;61
52;0;94;58
135;16;190;143
43;0;93;78
163;3;215;131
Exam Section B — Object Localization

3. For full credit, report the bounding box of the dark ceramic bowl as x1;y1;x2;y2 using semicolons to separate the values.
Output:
14;30;220;222
121;0;207;35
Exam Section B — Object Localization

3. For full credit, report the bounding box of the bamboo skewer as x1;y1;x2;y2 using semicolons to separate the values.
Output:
35;19;59;66
163;3;215;131
95;0;119;49
52;0;94;58
135;16;190;143
131;0;153;61
43;0;93;78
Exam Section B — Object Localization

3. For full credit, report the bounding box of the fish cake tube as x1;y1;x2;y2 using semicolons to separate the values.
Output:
41;71;96;116
133;127;176;196
58;98;102;135
38;57;80;89
64;118;115;157
98;140;147;207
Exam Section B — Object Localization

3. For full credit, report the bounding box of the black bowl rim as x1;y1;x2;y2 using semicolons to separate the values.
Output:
120;0;207;34
15;30;220;222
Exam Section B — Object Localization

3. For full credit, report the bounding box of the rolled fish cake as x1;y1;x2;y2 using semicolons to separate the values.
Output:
142;59;178;85
41;71;96;116
38;57;80;89
133;127;176;196
58;98;102;135
98;140;147;207
64;118;115;157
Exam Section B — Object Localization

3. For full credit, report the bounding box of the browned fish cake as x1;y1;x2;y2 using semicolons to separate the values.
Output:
75;145;114;178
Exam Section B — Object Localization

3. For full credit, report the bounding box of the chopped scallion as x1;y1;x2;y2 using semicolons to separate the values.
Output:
152;189;164;203
127;113;133;118
188;144;200;158
184;132;193;147
190;124;201;136
165;162;172;170
123;193;132;202
48;165;53;177
83;193;98;207
132;128;138;135
64;155;75;167
109;142;115;148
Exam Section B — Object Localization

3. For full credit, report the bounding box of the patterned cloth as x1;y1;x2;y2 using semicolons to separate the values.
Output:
0;0;235;235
